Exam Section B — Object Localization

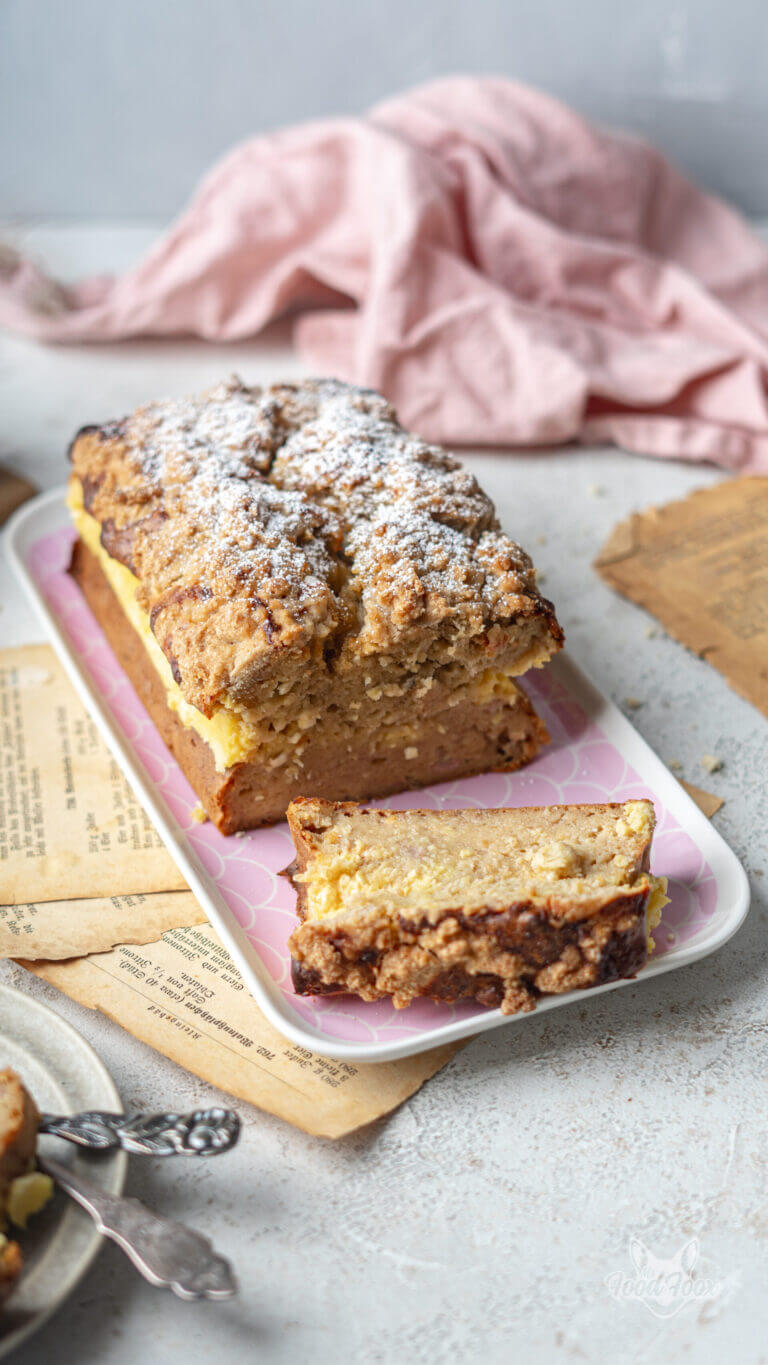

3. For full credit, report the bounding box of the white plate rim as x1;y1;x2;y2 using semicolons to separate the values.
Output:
5;488;751;1062
0;979;126;1358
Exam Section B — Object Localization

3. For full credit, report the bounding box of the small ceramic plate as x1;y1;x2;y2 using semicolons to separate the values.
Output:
6;490;751;1062
0;982;126;1359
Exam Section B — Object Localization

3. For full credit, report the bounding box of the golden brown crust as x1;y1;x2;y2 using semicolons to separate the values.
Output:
68;377;562;716
0;1070;38;1205
0;1237;23;1305
289;896;649;1015
0;1070;39;1310
71;539;550;833
285;799;654;1014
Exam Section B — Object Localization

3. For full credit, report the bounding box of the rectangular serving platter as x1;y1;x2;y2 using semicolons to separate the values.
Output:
6;489;750;1061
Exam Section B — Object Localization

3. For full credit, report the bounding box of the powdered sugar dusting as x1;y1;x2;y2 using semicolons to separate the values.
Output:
71;375;557;705
129;377;281;483
271;383;497;539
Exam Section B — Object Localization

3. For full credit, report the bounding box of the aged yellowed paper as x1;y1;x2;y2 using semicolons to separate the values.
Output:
680;781;724;819
0;465;36;526
595;477;768;717
0;890;205;960
21;924;461;1138
0;644;185;902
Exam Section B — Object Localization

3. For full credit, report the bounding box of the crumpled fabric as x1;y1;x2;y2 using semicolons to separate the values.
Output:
3;76;768;469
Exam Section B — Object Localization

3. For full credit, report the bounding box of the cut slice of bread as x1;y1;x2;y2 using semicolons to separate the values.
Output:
0;1070;38;1205
0;1069;40;1307
286;799;667;1015
0;1235;23;1306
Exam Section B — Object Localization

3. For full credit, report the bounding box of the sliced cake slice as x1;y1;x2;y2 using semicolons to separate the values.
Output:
0;1236;22;1306
0;1069;38;1307
286;799;668;1015
0;1069;53;1306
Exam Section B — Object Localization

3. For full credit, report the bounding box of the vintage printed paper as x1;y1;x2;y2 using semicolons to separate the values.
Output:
21;924;461;1138
0;890;205;960
596;477;768;717
0;644;185;902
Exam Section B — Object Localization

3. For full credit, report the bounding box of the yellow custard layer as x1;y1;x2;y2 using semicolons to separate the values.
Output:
295;798;668;952
68;480;257;770
645;876;668;950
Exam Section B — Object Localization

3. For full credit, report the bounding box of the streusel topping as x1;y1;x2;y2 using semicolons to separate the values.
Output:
69;377;561;714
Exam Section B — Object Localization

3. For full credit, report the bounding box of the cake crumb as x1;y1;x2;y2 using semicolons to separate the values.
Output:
191;803;208;823
668;760;682;773
624;696;643;710
536;534;547;546
701;753;723;774
588;483;605;497
644;625;658;639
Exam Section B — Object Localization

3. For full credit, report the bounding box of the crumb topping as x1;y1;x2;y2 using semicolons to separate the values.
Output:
70;377;561;713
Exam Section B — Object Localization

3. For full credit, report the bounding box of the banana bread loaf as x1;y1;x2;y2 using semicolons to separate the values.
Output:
67;377;563;831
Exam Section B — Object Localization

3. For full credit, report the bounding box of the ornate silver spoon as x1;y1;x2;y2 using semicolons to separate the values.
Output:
38;1106;240;1156
40;1155;237;1300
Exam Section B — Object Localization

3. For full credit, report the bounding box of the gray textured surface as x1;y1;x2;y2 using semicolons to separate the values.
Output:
3;0;768;216
1;225;766;1363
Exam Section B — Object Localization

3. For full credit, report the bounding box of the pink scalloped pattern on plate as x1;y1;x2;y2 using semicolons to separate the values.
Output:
27;527;716;1044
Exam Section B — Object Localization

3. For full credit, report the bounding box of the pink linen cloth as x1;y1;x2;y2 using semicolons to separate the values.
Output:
3;76;768;470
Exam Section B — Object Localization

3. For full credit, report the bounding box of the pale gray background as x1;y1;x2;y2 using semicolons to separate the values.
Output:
2;0;768;220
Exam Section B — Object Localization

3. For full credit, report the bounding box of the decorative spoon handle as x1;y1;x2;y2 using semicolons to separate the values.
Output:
40;1156;237;1300
38;1107;240;1156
